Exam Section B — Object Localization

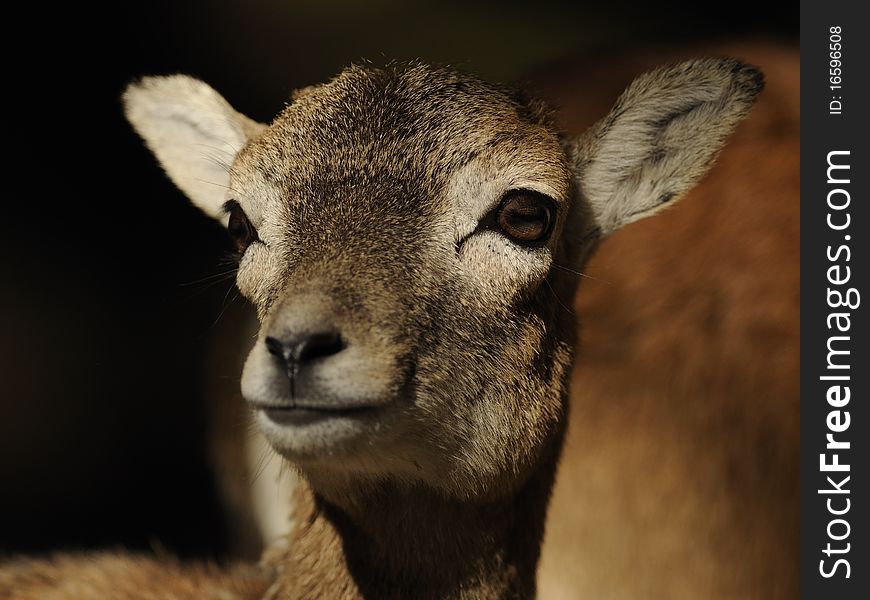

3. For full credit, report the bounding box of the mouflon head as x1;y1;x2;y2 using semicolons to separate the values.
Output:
124;60;762;500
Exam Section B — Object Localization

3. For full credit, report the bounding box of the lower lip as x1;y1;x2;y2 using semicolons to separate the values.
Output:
261;405;376;426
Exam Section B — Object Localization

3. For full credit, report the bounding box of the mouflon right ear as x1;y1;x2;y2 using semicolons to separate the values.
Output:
568;58;764;239
123;75;265;222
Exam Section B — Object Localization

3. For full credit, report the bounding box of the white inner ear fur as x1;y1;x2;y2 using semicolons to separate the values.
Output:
123;75;265;221
572;58;763;237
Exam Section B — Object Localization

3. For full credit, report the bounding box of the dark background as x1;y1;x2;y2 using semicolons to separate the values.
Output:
1;0;796;559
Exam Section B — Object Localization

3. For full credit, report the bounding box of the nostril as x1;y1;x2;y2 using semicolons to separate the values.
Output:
294;331;345;364
265;331;345;370
265;336;287;362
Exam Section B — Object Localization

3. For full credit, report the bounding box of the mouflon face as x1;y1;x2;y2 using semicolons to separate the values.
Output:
124;60;762;499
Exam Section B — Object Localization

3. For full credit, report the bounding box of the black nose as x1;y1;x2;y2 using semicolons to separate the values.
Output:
265;331;345;372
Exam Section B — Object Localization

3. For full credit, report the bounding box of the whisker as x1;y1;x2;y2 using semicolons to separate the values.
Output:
178;269;237;288
199;152;232;175
192;142;237;158
545;279;576;317
211;285;240;328
251;445;277;486
194;177;251;201
550;262;609;283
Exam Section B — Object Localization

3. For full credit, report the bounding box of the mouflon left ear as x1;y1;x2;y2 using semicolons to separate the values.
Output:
122;75;265;222
569;58;764;238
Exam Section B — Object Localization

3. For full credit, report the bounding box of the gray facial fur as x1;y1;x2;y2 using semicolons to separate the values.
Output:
123;59;762;503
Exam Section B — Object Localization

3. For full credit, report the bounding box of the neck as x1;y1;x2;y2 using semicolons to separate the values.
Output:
266;444;561;600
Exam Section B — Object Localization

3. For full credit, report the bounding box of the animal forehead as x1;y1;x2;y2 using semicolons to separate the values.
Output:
238;63;562;193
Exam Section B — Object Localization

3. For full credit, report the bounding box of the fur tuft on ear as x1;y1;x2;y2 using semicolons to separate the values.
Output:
122;75;264;221
570;58;764;237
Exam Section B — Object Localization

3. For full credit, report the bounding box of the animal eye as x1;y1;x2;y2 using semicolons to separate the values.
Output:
495;191;556;245
225;201;259;253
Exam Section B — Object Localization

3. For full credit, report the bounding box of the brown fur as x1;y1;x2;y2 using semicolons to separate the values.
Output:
0;554;271;600
537;40;799;599
1;55;766;598
258;455;560;599
202;42;798;600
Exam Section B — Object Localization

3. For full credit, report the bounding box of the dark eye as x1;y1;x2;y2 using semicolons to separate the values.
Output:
495;191;556;245
225;201;259;254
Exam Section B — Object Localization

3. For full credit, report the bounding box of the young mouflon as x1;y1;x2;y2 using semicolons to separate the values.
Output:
1;59;762;599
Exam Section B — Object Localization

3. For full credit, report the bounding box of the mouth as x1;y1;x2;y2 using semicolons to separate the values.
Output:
257;403;379;426
251;400;390;460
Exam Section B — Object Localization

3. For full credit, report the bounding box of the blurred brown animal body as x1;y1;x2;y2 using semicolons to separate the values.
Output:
0;44;792;600
535;40;799;599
